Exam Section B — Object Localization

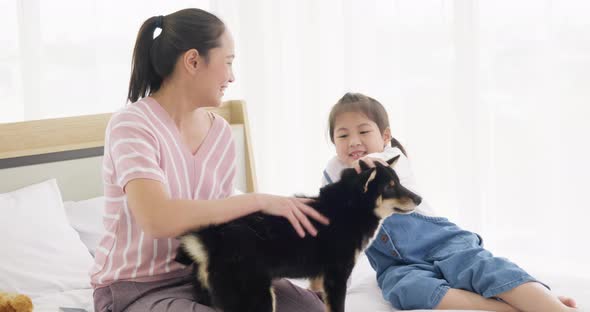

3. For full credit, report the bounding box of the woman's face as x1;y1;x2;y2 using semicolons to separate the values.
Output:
192;30;235;107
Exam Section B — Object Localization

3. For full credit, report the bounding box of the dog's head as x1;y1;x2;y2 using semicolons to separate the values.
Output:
338;156;422;219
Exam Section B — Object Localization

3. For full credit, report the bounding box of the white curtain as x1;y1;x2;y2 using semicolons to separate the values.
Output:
2;0;589;279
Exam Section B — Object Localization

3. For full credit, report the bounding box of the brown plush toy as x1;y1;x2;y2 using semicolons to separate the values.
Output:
0;291;33;312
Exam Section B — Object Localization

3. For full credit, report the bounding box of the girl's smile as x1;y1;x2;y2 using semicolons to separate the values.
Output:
333;111;391;165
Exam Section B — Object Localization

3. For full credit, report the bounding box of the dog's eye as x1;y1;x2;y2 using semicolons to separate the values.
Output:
383;181;396;193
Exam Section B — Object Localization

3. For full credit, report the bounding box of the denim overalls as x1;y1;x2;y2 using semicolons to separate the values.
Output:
365;212;540;310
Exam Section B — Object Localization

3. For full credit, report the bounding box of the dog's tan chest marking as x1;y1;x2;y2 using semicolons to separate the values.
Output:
357;195;387;248
181;236;210;289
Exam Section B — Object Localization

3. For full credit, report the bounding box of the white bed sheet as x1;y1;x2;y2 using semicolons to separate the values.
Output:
33;288;94;312
32;254;589;312
289;254;489;312
292;253;590;312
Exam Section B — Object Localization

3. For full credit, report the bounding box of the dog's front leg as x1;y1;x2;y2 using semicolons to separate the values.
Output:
322;266;352;312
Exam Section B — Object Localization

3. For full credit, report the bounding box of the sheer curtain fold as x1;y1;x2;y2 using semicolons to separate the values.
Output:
1;0;589;278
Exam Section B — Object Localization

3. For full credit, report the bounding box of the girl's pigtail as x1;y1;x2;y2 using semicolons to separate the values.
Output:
390;137;407;157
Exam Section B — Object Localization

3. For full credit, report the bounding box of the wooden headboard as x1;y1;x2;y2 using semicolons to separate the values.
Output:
0;100;257;200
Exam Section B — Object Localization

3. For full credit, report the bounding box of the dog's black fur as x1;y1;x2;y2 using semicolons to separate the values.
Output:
176;156;422;312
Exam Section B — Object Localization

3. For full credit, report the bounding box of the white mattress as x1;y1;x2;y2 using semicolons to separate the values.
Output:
32;255;589;312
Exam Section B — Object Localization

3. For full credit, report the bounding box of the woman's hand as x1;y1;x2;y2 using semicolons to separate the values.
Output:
352;156;388;173
255;194;330;238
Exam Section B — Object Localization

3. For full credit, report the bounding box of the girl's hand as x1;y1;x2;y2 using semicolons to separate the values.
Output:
352;156;388;173
255;194;330;238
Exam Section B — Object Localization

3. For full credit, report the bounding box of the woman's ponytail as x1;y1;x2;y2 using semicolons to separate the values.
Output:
127;16;162;103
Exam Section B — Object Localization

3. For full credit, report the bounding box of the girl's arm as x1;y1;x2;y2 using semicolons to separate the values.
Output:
126;178;329;238
436;288;518;312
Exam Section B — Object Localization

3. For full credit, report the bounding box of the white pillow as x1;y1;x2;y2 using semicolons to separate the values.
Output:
64;196;106;256
0;179;94;298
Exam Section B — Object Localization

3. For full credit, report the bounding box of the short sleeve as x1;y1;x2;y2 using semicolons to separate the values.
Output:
107;115;166;191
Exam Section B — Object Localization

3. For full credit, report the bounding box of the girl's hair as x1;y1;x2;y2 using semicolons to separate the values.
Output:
127;9;226;102
328;92;407;156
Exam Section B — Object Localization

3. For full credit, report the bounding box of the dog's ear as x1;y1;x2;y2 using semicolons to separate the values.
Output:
386;155;401;167
358;159;371;171
359;168;377;193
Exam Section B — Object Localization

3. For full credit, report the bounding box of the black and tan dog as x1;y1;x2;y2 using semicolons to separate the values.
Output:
176;156;422;312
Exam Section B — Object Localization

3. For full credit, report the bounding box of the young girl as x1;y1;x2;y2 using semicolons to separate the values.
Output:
91;9;329;312
322;92;578;311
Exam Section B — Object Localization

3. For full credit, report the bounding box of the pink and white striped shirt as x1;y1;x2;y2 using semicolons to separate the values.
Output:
90;97;236;288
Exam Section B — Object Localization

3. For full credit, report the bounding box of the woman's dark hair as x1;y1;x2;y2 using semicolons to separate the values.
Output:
127;9;226;102
328;92;407;156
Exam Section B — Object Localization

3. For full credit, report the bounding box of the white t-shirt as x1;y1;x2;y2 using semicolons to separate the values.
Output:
321;146;435;216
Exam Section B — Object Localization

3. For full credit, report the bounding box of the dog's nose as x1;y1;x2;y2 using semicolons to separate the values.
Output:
414;195;422;206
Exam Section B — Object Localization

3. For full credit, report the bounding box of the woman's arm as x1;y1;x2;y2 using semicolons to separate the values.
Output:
436;288;518;312
126;178;329;238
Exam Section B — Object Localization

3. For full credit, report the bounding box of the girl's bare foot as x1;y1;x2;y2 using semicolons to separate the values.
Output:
558;296;577;308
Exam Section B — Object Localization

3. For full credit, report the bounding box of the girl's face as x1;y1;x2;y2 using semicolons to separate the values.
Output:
191;30;235;106
333;111;391;166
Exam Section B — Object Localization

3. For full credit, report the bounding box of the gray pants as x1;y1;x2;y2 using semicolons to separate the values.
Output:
94;269;324;312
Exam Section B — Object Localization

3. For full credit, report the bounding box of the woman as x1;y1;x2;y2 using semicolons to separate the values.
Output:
91;8;328;312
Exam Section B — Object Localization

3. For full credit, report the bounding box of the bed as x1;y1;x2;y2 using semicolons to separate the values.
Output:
0;100;587;312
